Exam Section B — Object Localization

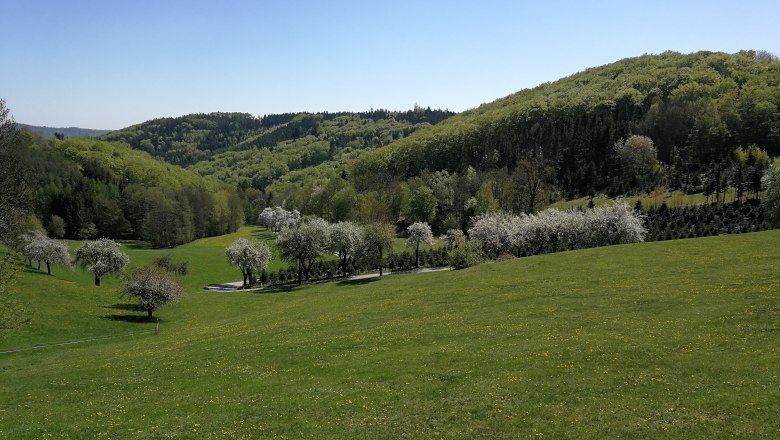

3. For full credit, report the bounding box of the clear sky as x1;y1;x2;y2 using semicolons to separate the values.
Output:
2;0;779;129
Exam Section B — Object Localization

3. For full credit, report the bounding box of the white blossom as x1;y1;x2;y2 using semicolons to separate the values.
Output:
76;238;129;286
470;203;645;259
258;206;301;232
226;238;272;288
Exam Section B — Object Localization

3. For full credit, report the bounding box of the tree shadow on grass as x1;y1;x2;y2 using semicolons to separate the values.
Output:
103;314;165;324
105;303;144;312
336;277;381;286
250;284;298;294
119;240;154;250
252;228;276;241
22;267;48;276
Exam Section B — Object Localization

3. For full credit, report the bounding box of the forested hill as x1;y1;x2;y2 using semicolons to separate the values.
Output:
352;50;780;198
17;124;111;138
101;108;455;167
14;131;244;247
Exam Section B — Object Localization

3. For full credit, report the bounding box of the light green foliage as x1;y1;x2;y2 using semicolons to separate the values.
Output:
406;186;437;223
51;137;222;192
353;51;780;199
448;240;481;269
359;223;395;276
614;135;661;190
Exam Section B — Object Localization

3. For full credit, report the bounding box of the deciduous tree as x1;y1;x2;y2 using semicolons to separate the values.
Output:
122;266;184;319
406;222;434;268
276;218;330;284
0;99;29;245
225;238;272;288
76;239;129;286
329;221;362;276
360;223;394;276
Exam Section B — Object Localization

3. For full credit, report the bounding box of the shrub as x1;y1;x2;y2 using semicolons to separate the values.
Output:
449;241;481;269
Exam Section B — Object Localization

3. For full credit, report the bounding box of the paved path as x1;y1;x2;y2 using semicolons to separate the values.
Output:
206;266;453;292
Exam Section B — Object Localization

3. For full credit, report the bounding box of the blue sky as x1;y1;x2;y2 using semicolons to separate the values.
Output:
3;0;779;129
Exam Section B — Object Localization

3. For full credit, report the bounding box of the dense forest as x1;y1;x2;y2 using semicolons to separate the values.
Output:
101;108;455;168
14;131;244;247
353;50;779;197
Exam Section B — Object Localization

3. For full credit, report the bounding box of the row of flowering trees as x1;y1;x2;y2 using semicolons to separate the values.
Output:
468;202;647;259
229;204;647;287
227;214;437;287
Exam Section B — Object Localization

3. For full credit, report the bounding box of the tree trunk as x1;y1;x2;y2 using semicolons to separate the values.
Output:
379;264;383;277
95;275;101;286
247;269;253;287
415;243;420;268
46;262;51;275
37;260;41;270
147;307;153;319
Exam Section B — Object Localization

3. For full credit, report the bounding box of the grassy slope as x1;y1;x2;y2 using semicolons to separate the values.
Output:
0;231;779;438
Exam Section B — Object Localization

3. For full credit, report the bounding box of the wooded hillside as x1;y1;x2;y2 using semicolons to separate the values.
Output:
352;50;780;198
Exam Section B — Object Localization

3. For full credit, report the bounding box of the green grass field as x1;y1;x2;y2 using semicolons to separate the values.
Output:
1;230;779;438
549;187;742;211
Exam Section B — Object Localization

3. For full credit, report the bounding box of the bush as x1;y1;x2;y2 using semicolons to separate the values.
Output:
448;241;481;269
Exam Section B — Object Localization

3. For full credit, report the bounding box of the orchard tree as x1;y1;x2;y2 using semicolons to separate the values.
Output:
406;222;434;268
122;266;184;319
40;238;71;275
276;217;330;285
468;211;516;259
329;221;363;276
360;223;395;276
76;238;129;286
258;206;300;232
20;230;46;268
225;238;272;288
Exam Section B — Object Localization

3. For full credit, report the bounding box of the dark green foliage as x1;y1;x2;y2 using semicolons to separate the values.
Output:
0;100;30;245
153;254;189;276
643;200;773;241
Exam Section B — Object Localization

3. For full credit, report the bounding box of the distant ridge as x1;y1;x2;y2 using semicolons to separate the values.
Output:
17;123;111;138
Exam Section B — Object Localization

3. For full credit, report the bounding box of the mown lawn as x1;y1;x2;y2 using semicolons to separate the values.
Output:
0;230;778;438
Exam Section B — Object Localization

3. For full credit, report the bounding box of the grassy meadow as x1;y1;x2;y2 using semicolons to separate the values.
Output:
0;229;779;438
549;187;742;211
